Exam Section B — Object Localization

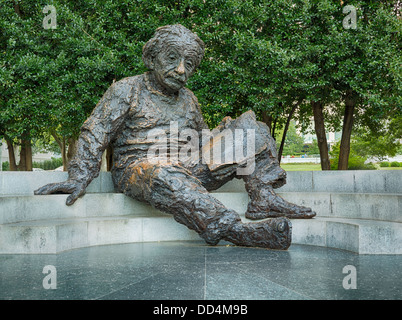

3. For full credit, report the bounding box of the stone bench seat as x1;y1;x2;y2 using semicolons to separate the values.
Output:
1;171;401;254
1;191;400;224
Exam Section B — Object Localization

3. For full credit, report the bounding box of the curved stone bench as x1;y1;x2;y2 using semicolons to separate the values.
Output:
0;171;401;254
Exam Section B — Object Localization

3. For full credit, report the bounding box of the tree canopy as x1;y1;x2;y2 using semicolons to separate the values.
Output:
1;0;400;170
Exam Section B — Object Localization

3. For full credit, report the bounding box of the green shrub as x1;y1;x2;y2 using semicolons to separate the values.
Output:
2;161;10;171
390;161;401;167
330;141;377;170
33;157;63;170
379;161;390;167
365;163;378;170
348;162;377;170
1;158;63;171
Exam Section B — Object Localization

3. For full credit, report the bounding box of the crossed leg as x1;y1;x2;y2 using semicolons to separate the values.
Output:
119;160;292;250
243;149;316;220
200;110;316;220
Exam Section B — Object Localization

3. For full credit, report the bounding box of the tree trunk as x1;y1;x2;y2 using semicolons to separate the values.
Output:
271;118;277;140
18;137;32;171
52;132;68;171
61;138;67;171
5;138;18;171
278;99;302;163
312;101;331;170
338;91;356;170
25;139;32;171
66;137;78;170
13;0;23;17
261;110;273;134
18;142;26;171
52;133;78;171
278;109;296;163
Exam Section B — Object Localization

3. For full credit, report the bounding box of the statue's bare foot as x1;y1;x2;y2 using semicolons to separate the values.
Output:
246;186;316;220
224;217;292;250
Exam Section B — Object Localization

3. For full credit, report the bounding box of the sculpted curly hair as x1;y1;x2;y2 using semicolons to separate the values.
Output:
142;24;205;72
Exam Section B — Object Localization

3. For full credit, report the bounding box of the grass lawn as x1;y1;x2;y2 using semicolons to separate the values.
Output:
280;163;402;171
280;163;322;171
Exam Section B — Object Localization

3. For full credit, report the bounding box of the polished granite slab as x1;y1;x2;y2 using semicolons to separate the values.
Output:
1;241;401;300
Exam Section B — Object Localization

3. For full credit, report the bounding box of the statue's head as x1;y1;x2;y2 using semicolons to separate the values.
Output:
142;24;205;93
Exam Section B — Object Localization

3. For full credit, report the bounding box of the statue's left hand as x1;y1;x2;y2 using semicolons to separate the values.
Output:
34;180;86;206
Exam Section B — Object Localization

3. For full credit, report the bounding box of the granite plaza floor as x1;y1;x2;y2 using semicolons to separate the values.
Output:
0;241;401;300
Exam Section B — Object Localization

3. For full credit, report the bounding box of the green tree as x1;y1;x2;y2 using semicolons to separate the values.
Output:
1;0;400;173
330;140;376;170
275;121;305;156
352;115;402;160
302;138;320;156
288;0;401;170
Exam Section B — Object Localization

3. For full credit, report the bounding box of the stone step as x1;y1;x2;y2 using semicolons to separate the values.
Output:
1;216;401;254
291;217;402;255
0;214;204;254
280;192;402;223
0;215;199;254
1;191;400;225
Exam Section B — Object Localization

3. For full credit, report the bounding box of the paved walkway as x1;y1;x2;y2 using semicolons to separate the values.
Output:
1;241;401;300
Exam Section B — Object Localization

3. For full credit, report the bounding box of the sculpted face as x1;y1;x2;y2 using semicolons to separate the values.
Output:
152;38;199;93
143;25;205;94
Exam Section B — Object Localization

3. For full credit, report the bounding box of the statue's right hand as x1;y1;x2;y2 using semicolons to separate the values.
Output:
34;180;86;206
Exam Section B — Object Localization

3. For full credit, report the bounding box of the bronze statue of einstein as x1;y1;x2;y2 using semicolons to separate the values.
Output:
35;25;315;250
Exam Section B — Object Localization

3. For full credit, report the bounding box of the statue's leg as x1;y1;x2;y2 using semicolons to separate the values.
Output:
120;161;291;250
204;110;315;220
241;121;316;220
243;149;316;219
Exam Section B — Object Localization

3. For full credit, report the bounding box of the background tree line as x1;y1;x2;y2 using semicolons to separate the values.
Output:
0;0;401;171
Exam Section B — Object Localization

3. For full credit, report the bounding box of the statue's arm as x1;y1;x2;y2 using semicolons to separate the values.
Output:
68;81;132;187
34;79;133;205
